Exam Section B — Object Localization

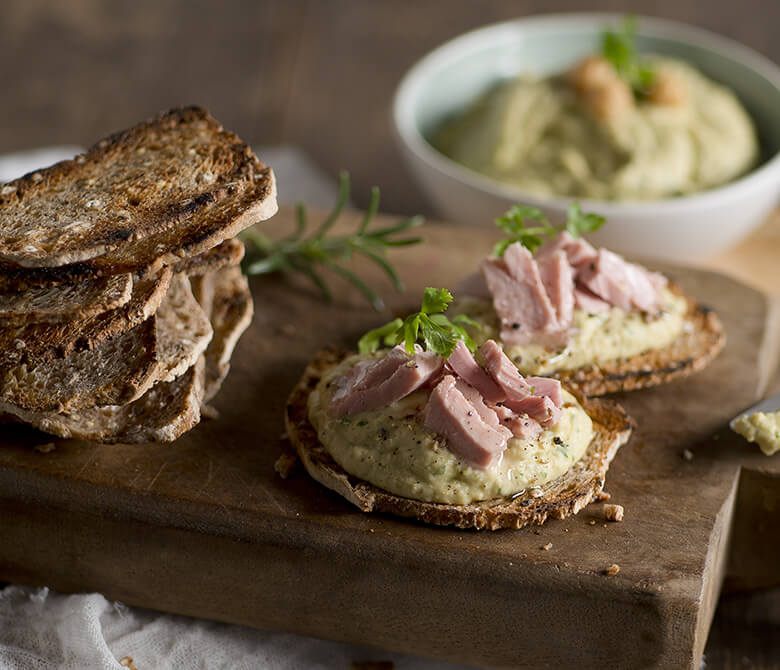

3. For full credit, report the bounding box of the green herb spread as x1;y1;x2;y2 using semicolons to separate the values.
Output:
452;287;687;375
308;353;593;504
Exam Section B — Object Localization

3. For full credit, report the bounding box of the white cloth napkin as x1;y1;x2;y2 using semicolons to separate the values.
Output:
0;586;474;670
0;147;470;670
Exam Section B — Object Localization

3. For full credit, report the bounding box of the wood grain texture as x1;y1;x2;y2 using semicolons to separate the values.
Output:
0;210;777;669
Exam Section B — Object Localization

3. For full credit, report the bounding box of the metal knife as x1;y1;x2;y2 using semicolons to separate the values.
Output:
729;389;780;430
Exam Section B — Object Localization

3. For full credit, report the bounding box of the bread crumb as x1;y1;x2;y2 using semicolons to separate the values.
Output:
119;658;139;670
541;542;553;551
605;564;620;576
274;452;298;479
604;504;624;522
681;449;694;461
34;442;56;454
201;404;220;420
588;519;596;526
595;489;611;502
351;662;394;670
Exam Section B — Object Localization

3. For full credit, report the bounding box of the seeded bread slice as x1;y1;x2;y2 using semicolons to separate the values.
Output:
173;238;244;277
155;273;213;383
0;107;272;268
0;357;206;444
0;317;160;413
0;273;212;413
0;273;132;325
555;290;725;396
202;267;253;401
0;268;172;367
285;349;634;531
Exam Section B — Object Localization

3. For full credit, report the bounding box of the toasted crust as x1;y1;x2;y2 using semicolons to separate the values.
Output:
172;238;244;277
0;273;212;414
0;107;276;290
0;317;160;413
1;357;206;444
285;349;634;531
0;273;132;325
0;268;172;367
555;288;725;396
202;267;253;401
0;107;267;268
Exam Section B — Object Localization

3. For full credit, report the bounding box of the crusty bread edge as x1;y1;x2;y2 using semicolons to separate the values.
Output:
285;349;634;531
556;286;725;396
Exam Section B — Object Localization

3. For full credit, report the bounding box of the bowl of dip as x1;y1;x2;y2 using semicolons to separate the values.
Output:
393;14;780;261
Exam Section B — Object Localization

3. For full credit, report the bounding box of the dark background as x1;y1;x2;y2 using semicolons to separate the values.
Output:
1;0;777;216
0;2;777;667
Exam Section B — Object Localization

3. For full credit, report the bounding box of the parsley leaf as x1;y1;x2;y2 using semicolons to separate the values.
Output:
601;15;655;98
421;287;453;314
358;287;478;357
494;201;605;255
493;205;556;255
565;202;606;238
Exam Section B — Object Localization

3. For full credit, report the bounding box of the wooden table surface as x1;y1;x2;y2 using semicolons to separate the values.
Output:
0;1;778;667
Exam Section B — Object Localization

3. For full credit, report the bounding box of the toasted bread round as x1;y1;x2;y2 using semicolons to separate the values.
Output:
285;349;634;531
554;288;725;396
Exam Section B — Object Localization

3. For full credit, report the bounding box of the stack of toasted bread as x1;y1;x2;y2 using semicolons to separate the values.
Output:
0;107;276;443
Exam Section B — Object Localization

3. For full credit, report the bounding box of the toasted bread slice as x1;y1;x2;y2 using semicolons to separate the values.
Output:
0;317;160;413
0;107;276;290
1;357;206;444
202;267;253;401
0;273;132;325
173;238;244;277
0;107;272;268
0;268;172;367
0;273;211;413
555;290;725;396
285;349;634;531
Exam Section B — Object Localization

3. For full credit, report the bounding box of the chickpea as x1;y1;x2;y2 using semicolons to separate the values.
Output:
647;70;687;106
569;56;618;93
583;78;634;122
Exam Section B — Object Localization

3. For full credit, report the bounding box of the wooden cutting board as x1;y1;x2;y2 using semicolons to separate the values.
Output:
0;210;778;670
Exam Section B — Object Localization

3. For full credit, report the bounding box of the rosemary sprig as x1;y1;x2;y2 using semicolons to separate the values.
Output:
358;287;480;357
494;202;605;256
242;171;423;311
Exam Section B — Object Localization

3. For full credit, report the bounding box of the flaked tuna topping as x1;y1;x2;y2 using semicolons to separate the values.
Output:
482;244;561;345
479;340;532;401
573;286;611;313
536;230;598;267
578;248;666;313
330;334;565;470
423;375;510;469
446;340;504;404
330;344;444;416
472;205;667;346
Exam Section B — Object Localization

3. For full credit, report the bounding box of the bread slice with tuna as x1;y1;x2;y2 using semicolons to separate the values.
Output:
285;349;634;531
553;288;725;396
0;273;132;326
0;273;212;413
0;107;276;290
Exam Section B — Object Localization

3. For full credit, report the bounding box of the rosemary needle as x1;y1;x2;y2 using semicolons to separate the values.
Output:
241;171;423;311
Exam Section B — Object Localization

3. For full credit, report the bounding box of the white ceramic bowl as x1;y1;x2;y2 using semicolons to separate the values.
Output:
393;14;780;262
